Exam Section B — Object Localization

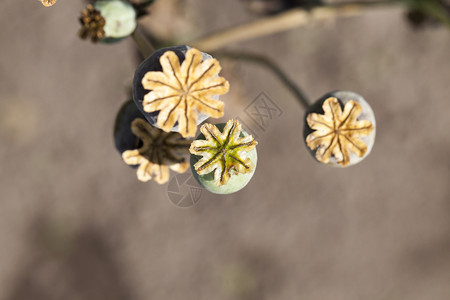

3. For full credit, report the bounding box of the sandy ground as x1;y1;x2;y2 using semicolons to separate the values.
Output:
1;0;450;299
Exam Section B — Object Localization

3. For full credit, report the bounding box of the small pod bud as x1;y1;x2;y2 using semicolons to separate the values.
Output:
95;0;137;42
303;91;376;167
40;0;57;7
79;1;137;43
189;120;258;194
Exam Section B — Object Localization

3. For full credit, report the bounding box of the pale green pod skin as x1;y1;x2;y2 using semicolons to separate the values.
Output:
94;0;137;39
190;124;258;195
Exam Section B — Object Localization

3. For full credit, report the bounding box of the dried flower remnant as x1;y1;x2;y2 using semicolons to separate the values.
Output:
78;4;106;43
41;0;57;7
190;120;258;187
122;118;192;184
142;48;229;138
306;97;374;167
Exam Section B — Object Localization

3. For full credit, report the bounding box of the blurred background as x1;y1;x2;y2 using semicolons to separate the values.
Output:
1;0;450;299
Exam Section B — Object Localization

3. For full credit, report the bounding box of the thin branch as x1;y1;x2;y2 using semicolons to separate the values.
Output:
131;26;155;58
216;51;311;109
190;1;400;52
416;0;450;28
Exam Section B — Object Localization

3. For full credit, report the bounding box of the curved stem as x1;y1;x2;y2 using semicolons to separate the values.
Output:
216;51;311;109
131;26;155;58
190;1;400;52
410;0;450;28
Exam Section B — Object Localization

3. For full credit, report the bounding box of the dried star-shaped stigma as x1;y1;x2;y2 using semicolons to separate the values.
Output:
306;97;374;166
190;120;258;186
122;118;192;184
142;48;229;138
41;0;57;7
78;4;106;43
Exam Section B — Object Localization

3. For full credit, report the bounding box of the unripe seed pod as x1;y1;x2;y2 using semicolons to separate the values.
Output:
190;120;258;195
94;0;137;42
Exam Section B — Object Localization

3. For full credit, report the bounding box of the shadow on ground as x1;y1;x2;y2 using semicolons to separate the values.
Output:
7;214;135;300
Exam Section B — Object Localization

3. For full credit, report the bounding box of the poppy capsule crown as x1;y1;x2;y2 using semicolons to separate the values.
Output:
304;91;376;167
133;46;229;138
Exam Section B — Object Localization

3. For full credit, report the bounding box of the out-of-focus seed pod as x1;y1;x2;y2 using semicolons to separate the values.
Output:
114;100;145;155
41;0;57;7
94;0;137;42
114;100;192;184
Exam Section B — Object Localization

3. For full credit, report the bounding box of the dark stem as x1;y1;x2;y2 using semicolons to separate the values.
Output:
407;0;450;28
216;51;311;109
131;26;155;58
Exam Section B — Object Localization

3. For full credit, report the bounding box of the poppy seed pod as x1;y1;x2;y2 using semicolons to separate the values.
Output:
114;100;145;155
133;45;229;138
114;100;192;184
40;0;57;7
189;120;258;195
303;91;376;167
94;0;137;42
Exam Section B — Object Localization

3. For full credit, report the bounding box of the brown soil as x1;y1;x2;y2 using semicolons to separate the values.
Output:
1;0;450;299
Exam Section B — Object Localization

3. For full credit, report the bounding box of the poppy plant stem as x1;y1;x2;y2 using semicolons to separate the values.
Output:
216;51;311;109
190;0;400;52
131;26;155;58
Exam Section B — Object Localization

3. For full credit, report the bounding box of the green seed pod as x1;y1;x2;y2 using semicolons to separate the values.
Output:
190;120;258;194
94;0;137;42
303;91;376;167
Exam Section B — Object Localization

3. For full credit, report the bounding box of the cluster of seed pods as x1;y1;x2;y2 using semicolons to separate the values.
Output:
116;45;259;194
77;1;378;194
115;44;376;195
